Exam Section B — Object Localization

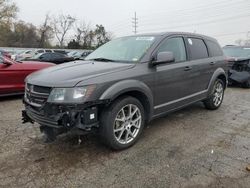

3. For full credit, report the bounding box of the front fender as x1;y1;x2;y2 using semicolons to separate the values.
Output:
99;79;154;119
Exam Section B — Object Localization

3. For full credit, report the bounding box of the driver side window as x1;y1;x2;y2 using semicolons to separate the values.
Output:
157;37;187;62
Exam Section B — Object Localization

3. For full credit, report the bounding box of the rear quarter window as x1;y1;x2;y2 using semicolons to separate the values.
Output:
187;38;209;60
206;40;223;57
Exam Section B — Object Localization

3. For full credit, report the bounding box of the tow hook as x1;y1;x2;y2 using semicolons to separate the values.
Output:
22;110;34;124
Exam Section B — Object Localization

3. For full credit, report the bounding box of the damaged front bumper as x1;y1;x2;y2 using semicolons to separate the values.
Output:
22;98;108;138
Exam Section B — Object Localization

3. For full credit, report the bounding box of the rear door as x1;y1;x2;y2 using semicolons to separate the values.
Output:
184;37;212;92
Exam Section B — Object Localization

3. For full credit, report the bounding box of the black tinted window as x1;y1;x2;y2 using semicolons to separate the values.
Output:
187;38;208;60
54;50;66;54
41;53;51;59
37;50;44;53
53;53;64;58
45;50;52;52
157;37;187;62
206;40;223;57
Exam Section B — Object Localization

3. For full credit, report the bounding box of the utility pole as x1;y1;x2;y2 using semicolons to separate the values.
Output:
132;12;138;35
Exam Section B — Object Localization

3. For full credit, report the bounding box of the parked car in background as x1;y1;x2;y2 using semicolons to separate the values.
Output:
223;45;250;88
0;49;12;59
16;49;67;61
27;52;74;64
15;50;33;60
22;32;227;149
73;50;93;60
67;50;78;57
0;56;54;96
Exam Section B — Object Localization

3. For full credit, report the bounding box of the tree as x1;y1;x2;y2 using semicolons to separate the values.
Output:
94;24;112;47
74;21;91;47
38;14;53;48
0;0;18;47
67;39;80;49
0;0;18;23
9;21;40;47
53;14;76;47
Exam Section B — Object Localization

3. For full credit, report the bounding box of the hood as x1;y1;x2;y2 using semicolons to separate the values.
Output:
26;60;135;87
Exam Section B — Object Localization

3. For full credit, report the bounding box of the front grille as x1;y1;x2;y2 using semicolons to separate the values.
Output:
25;84;51;107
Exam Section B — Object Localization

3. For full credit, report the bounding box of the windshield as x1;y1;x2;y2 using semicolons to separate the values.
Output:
223;47;250;58
33;53;43;59
85;36;156;62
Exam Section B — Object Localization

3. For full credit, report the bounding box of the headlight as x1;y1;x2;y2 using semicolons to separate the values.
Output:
47;86;95;103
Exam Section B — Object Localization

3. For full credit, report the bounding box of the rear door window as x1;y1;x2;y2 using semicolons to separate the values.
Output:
157;37;187;62
187;38;208;60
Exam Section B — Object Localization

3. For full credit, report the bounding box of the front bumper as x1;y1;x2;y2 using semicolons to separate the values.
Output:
22;99;101;131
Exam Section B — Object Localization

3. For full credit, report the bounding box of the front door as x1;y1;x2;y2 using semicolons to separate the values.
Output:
153;36;198;115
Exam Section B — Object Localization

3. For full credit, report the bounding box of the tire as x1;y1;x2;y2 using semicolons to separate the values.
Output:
242;79;250;88
203;78;225;110
100;96;145;150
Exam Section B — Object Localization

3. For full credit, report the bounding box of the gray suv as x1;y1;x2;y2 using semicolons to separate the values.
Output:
22;32;227;150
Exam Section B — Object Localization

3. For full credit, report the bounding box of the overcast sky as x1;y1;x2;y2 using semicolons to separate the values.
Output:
15;0;250;46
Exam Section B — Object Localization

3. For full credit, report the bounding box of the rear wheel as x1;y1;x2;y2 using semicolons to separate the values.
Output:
100;96;145;150
203;78;225;110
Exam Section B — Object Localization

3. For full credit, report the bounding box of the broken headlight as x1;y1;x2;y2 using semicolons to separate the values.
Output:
47;85;95;103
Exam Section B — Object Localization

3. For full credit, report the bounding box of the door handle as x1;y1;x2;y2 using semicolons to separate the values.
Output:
210;62;216;65
184;66;192;71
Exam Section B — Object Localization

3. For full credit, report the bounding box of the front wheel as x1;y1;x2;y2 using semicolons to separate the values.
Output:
203;78;225;110
100;96;145;150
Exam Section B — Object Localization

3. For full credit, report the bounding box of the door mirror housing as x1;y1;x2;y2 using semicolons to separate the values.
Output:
152;51;175;66
2;57;13;65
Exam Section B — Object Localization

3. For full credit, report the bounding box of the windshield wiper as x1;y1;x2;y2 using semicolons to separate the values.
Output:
90;57;115;62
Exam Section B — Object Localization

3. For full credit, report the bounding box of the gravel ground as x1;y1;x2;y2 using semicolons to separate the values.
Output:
0;87;250;188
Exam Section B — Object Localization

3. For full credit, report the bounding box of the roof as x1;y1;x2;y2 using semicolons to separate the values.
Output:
128;31;218;42
223;45;250;48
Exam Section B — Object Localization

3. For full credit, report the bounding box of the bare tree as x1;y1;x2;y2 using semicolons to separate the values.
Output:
0;0;18;23
53;14;76;47
74;21;93;48
38;14;53;48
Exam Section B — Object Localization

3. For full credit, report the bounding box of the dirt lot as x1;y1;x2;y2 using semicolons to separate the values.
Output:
0;88;250;188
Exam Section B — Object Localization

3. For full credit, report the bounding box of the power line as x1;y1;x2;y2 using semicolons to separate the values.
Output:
140;0;248;22
140;13;250;33
132;12;138;34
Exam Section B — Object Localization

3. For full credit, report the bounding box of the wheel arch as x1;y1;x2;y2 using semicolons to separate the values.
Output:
207;68;227;96
99;80;154;122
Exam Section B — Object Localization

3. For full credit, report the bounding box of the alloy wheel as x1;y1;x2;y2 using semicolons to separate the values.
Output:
213;81;224;107
113;104;142;144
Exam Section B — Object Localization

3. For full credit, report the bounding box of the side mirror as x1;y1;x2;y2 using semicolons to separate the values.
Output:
152;51;175;66
2;57;13;65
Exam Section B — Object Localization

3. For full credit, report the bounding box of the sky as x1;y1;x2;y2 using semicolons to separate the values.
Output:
15;0;250;46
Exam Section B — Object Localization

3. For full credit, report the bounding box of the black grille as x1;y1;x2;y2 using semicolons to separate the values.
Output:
25;84;51;107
